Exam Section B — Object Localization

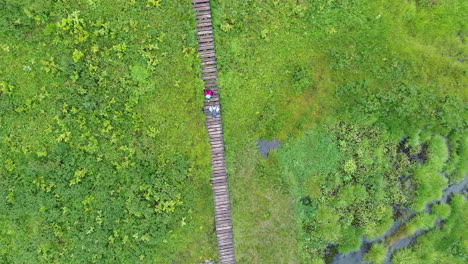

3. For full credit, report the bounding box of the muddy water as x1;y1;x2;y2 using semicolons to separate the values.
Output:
329;176;468;264
257;139;281;157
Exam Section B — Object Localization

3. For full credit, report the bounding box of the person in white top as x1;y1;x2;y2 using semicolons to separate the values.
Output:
209;104;220;118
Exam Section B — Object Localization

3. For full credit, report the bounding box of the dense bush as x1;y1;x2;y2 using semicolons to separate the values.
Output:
391;194;467;264
363;243;386;264
431;203;451;220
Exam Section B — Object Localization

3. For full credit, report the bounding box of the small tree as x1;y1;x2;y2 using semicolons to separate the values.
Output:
363;243;386;264
431;203;451;220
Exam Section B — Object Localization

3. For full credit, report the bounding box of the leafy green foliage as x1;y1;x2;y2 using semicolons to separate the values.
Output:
0;0;215;263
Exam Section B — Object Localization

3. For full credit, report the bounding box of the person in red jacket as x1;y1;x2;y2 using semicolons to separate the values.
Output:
204;89;213;100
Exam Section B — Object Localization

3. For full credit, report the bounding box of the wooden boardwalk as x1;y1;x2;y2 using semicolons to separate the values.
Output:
191;1;236;263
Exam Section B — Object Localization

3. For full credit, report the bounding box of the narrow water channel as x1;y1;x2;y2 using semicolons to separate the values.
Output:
329;176;468;264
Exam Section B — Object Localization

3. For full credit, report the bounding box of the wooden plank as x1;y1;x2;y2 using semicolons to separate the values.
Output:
211;180;228;185
217;229;234;237
206;127;223;132
213;190;229;196
209;135;224;141
210;147;224;153
207;125;222;131
193;2;210;7
219;244;235;251
194;5;210;12
212;172;226;178
199;51;215;58
208;126;223;132
211;147;225;153
198;35;214;42
212;179;228;185
212;156;225;162
213;188;229;195
212;160;226;166
216;215;231;222
212;171;227;177
213;173;227;179
197;25;213;32
214;196;231;203
202;65;217;71
214;190;229;197
211;150;225;156
213;184;228;190
209;133;223;139
211;166;225;171
197;20;212;28
202;67;217;73
219;251;235;259
210;140;224;145
196;13;211;20
214;202;230;209
213;182;228;188
204;80;217;87
214;198;230;204
208;131;223;136
202;73;217;79
197;29;213;36
201;59;216;66
198;45;215;52
211;166;225;172
216;204;232;211
215;211;231;218
198;43;215;51
213;185;229;191
211;170;227;176
217;235;233;242
206;120;222;125
212;173;227;179
207;123;221;127
192;0;210;3
213;195;229;202
207;120;222;126
209;140;223;145
219;243;235;250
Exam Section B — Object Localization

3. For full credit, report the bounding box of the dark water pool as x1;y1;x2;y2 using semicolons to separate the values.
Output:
257;139;281;157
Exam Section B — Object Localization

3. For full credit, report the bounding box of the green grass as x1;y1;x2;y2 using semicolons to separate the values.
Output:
228;147;300;263
1;0;466;263
0;0;216;263
212;0;467;262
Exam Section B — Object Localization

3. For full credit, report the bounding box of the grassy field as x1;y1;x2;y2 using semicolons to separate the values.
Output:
211;0;467;262
1;0;466;263
0;0;216;263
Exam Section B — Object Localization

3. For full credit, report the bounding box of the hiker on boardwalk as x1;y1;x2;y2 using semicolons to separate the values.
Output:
209;104;220;118
204;88;213;100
